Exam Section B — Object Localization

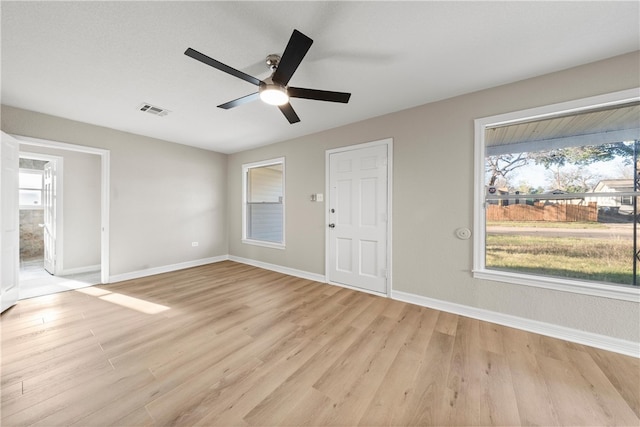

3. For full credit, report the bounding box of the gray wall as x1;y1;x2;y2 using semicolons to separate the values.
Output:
1;107;228;276
20;145;101;272
227;51;640;343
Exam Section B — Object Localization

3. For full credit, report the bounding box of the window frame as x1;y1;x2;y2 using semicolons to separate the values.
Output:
241;157;286;250
474;88;640;302
19;168;44;209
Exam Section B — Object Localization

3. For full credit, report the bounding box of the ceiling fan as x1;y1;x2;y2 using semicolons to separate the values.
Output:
185;29;351;124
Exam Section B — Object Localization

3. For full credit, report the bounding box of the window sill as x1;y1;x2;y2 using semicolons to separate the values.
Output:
473;269;640;302
242;239;286;250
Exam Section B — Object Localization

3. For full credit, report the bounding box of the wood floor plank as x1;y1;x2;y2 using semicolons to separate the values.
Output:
586;345;640;418
1;260;637;427
358;345;424;426
402;331;456;426
502;326;562;426
564;347;640;425
242;325;364;426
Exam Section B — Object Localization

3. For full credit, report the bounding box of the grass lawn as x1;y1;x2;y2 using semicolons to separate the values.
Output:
487;220;608;229
486;234;634;285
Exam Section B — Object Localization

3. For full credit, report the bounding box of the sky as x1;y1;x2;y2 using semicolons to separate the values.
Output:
506;155;632;190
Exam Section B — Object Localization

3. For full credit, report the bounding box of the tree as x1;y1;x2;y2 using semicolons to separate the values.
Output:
486;153;528;187
529;142;633;169
485;141;636;191
546;165;601;193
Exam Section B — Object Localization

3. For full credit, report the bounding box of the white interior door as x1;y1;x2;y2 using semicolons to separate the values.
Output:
43;161;56;275
327;143;389;294
1;132;20;313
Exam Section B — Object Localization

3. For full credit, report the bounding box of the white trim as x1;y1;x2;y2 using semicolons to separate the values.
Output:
392;289;640;358
473;270;640;303
229;255;325;283
109;256;228;283
473;88;640;300
60;264;101;276
240;239;286;250
325;138;393;297
13;135;110;284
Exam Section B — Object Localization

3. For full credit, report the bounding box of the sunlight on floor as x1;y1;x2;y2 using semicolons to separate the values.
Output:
75;287;111;297
75;287;170;314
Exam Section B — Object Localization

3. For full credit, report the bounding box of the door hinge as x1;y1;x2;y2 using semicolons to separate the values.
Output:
381;268;388;279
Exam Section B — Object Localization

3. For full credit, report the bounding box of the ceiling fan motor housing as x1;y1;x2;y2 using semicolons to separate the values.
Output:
266;54;281;71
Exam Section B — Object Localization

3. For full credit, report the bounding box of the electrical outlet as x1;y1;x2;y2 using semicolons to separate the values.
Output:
191;242;199;247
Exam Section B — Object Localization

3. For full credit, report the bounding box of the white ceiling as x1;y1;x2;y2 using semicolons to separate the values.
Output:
2;1;638;154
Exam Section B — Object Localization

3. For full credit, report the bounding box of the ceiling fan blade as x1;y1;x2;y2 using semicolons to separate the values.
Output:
278;103;301;124
185;48;261;86
288;87;351;103
217;92;260;109
272;30;313;86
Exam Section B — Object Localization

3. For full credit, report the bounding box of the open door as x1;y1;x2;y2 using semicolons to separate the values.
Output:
43;161;56;274
1;132;20;313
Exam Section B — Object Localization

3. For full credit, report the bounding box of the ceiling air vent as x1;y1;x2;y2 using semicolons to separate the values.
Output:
138;103;170;116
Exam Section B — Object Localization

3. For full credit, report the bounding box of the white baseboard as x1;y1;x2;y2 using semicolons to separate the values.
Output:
109;256;229;283
228;256;326;283
392;290;640;358
60;264;101;276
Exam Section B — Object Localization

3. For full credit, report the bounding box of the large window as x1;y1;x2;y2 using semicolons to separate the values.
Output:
474;89;640;300
242;158;285;248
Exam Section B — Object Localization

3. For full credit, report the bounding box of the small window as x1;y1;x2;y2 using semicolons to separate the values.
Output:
19;169;44;208
475;89;640;300
242;158;285;249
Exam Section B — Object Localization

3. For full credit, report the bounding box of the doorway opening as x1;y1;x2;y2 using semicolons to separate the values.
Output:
17;152;100;298
14;135;110;299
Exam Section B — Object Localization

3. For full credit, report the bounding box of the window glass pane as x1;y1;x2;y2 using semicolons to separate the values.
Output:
486;196;635;286
247;203;283;243
19;189;42;206
19;170;43;189
482;100;639;287
248;164;283;203
485;141;635;195
244;161;284;245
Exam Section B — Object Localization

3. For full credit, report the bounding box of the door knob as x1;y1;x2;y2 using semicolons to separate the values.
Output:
328;223;335;228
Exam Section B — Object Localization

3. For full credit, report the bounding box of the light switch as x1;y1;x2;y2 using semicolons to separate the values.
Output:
316;193;323;202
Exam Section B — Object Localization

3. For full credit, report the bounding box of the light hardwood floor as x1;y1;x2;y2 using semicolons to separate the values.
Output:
1;261;639;426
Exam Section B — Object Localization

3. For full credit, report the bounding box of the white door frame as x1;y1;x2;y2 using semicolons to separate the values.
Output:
12;135;110;284
325;138;393;297
1;132;20;313
19;152;64;275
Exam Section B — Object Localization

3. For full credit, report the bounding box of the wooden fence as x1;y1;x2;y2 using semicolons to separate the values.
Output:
487;202;598;222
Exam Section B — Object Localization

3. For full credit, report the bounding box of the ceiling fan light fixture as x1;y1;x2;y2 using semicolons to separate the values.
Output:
260;83;289;106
